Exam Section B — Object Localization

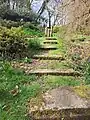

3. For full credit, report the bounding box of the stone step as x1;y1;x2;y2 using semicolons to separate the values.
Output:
29;108;90;120
40;45;58;50
29;87;90;120
43;40;58;44
46;37;57;40
32;55;64;60
26;69;81;76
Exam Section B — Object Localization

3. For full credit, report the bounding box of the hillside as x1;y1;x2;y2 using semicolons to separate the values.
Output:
63;0;90;34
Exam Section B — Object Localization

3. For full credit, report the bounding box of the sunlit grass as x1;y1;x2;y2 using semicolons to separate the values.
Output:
42;76;82;91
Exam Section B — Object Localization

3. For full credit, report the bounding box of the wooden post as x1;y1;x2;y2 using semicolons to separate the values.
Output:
45;27;53;37
45;27;47;37
51;26;53;37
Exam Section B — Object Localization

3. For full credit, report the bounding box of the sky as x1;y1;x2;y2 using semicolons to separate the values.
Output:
32;0;43;13
31;0;61;26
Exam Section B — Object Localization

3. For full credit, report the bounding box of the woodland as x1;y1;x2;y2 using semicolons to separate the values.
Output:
0;0;90;120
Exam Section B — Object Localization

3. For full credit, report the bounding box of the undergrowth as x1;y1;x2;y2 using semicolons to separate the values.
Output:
24;28;43;37
0;61;41;120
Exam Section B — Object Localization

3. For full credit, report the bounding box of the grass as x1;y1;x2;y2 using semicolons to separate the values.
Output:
1;25;89;119
49;37;66;56
24;28;43;37
0;60;84;120
0;61;41;120
73;85;90;98
42;76;82;91
26;37;43;56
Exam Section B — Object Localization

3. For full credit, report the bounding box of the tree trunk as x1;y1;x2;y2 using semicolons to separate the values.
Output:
48;11;51;28
7;0;10;9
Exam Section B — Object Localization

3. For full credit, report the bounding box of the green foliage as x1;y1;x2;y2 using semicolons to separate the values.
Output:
0;26;42;59
26;37;41;56
23;22;39;31
24;28;43;37
0;19;24;28
27;38;41;50
23;57;32;63
0;61;41;120
23;22;44;37
0;26;26;59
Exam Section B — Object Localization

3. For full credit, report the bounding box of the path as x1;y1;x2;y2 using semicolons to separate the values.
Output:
28;36;90;120
12;37;80;76
12;36;90;119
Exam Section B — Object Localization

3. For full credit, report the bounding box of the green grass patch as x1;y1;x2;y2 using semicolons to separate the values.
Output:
0;61;41;120
42;76;82;91
49;38;66;56
26;37;43;56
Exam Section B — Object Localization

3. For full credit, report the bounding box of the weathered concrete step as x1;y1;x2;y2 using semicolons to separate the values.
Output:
29;108;90;120
46;37;57;40
43;40;58;44
40;46;58;50
29;87;90;120
26;69;81;76
32;55;64;60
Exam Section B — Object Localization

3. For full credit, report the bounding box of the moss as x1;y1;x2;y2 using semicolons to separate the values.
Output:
30;107;90;119
73;85;90;99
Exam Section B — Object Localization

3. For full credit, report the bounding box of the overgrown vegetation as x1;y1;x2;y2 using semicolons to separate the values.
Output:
23;22;44;37
0;19;23;28
43;76;82;90
57;25;90;86
0;61;41;120
0;26;26;60
0;0;90;119
0;26;42;60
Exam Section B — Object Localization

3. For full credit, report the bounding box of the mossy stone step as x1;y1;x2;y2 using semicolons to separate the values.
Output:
43;40;58;44
46;37;57;40
32;55;64;60
29;87;90;120
29;108;90;120
40;45;58;50
26;69;81;76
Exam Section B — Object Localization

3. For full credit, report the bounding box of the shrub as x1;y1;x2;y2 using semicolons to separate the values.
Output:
0;19;24;28
0;26;27;59
27;38;41;50
23;22;39;31
23;22;44;37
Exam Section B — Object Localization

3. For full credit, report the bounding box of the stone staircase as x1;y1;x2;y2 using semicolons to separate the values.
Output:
32;54;64;60
29;86;90;120
40;45;58;50
26;69;80;76
12;36;90;119
28;37;80;76
43;40;58;44
27;37;90;119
